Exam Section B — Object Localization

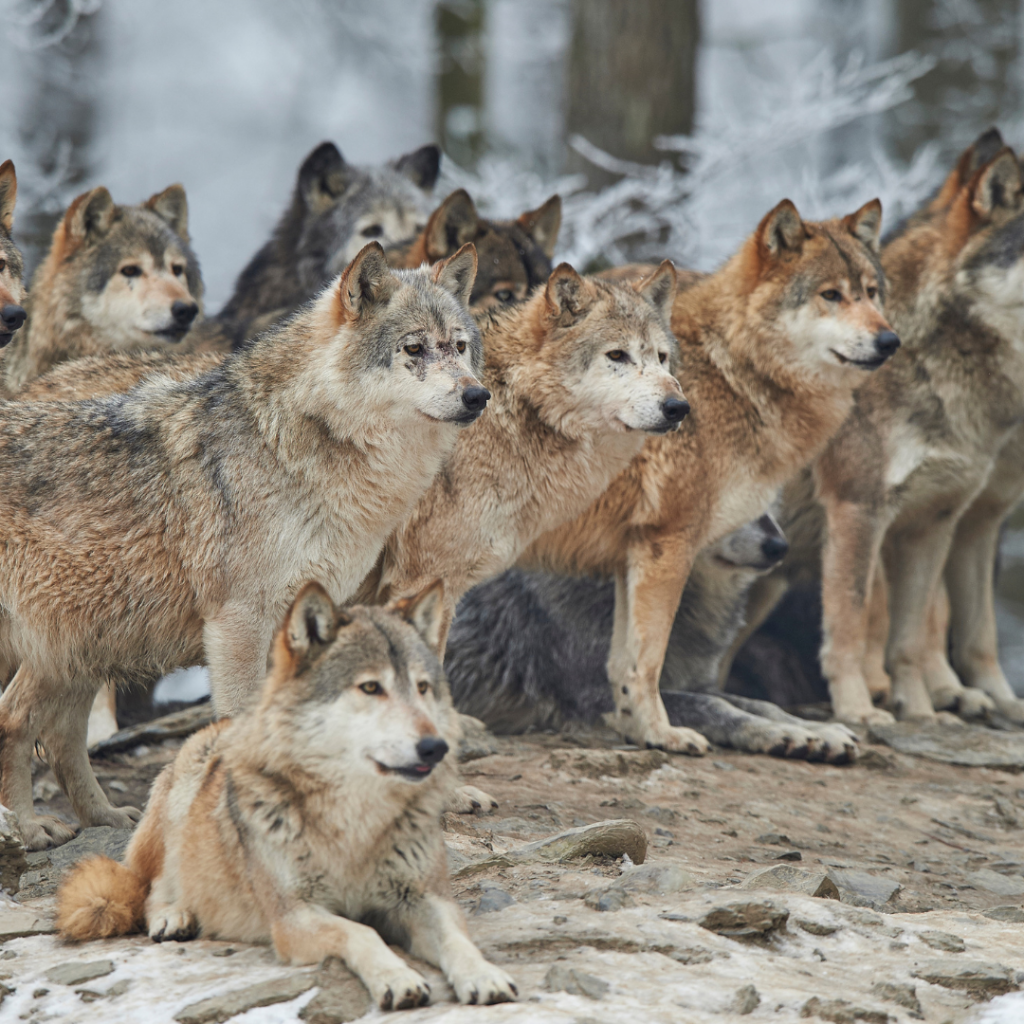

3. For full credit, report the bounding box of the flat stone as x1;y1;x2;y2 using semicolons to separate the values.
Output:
475;885;515;914
912;959;1018;999
826;868;901;909
919;929;965;952
756;833;792;846
698;900;789;940
175;973;317;1023
0;901;55;939
0;807;28;894
741;864;840;899
800;996;892;1022
606;862;693;896
867;722;1024;769
870;981;922;1016
983;904;1024;922
90;702;213;755
795;916;841;936
585;888;634;912
45;960;115;986
299;957;371;1024
733;983;760;1014
966;869;1024;897
544;964;608;1000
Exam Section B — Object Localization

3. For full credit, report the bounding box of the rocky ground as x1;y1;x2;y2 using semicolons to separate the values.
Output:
2;714;1024;1023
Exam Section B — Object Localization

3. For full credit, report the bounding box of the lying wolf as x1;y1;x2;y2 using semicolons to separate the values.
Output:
0;242;485;850
0;160;27;352
57;581;517;1010
2;183;202;391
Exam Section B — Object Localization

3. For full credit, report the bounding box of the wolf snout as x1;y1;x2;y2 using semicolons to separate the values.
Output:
761;534;789;565
171;301;199;330
0;304;26;337
661;396;690;425
461;385;491;415
873;330;900;359
416;735;449;766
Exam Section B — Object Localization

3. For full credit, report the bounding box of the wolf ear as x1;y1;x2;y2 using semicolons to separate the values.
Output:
390;580;446;654
970;148;1024;220
545;263;591;321
284;582;339;664
145;184;189;242
394;144;441;191
433;242;478;308
299;142;351;213
843;199;883;254
634;259;677;322
0;161;17;235
337;242;393;321
65;186;116;248
517;194;562;260
424;190;479;262
756;199;805;259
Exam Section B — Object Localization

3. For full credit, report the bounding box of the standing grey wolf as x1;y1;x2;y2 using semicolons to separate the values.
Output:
445;515;856;762
0;160;27;350
2;183;203;392
57;582;517;1010
513;198;899;754
0;241;486;850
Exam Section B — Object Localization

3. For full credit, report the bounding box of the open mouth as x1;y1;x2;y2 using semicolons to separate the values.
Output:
830;349;887;370
0;331;12;348
647;421;680;435
373;759;434;781
152;326;190;343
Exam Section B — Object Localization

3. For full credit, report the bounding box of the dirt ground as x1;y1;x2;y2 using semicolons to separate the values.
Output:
3;719;1024;1023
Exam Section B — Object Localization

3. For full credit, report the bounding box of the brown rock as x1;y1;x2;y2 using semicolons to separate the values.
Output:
912;959;1018;999
741;864;840;899
919;929;964;953
800;996;892;1022
698;900;789;940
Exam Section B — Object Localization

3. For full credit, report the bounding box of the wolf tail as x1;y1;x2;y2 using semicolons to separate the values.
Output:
57;856;149;940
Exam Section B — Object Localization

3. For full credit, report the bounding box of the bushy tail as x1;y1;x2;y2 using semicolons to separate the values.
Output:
57;855;148;941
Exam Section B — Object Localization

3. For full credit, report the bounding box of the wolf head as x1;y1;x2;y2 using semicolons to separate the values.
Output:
265;580;457;785
293;142;440;292
733;197;899;379
404;189;561;308
0;160;26;348
709;512;788;573
506;260;687;435
44;183;203;348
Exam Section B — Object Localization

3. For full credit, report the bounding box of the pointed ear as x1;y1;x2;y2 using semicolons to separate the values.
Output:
65;186;115;249
284;582;340;665
298;142;351;214
0;161;17;235
843;199;883;253
393;144;441;191
424;190;479;262
756;199;805;260
970;148;1024;220
545;263;591;320
634;259;677;322
145;184;189;241
337;242;393;321
390;580;446;654
517;194;562;260
432;242;477;308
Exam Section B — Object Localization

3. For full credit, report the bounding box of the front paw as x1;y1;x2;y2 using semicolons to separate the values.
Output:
86;805;142;829
368;964;431;1010
452;962;518;1005
955;687;996;720
617;717;709;755
149;908;198;942
447;785;498;815
809;723;860;764
21;814;77;851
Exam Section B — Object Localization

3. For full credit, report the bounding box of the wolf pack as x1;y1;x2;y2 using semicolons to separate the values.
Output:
0;125;1021;1008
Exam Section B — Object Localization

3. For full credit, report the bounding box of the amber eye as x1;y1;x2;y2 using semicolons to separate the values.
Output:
455;339;466;353
866;286;878;300
658;352;667;364
494;289;514;303
171;264;184;277
361;224;383;239
359;681;382;695
120;265;142;278
0;259;6;274
606;350;627;362
417;680;430;696
820;289;842;302
404;342;423;356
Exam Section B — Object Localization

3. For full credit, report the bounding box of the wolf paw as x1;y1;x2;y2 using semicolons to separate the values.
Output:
994;697;1024;725
448;785;498;815
20;814;77;851
149;908;198;942
369;965;431;1010
452;962;518;1005
808;723;859;765
86;804;142;829
955;687;997;720
634;723;709;756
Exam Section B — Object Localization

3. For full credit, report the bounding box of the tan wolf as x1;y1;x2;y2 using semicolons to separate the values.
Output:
0;160;27;351
3;184;204;391
514;198;898;754
57;581;517;1010
0;242;486;850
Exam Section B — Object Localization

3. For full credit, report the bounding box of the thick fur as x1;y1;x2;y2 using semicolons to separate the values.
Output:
514;199;898;754
0;160;27;356
4;184;204;390
0;243;486;851
58;584;517;1009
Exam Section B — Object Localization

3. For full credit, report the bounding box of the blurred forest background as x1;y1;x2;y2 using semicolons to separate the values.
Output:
3;0;1024;691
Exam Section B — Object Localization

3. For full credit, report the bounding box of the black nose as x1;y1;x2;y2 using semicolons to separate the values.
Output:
171;301;199;328
874;330;900;358
761;535;789;563
0;304;26;332
662;396;690;423
462;386;490;413
416;736;449;765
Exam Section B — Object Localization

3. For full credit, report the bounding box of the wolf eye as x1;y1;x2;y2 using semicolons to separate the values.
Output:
359;681;383;695
417;680;430;695
120;265;142;278
456;339;466;353
494;289;514;303
658;352;667;364
820;289;842;302
0;259;6;274
866;286;878;300
404;342;423;356
171;264;184;277
361;224;383;239
606;350;627;362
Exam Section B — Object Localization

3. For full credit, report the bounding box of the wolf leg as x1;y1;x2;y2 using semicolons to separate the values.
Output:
400;893;517;1005
272;903;431;1010
87;681;119;747
606;538;709;754
0;666;77;849
862;563;892;704
204;604;274;717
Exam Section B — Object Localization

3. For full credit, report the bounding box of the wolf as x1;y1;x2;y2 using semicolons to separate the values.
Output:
2;184;204;391
0;241;486;850
0;160;27;353
57;582;517;1010
389;188;561;309
510;198;898;754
